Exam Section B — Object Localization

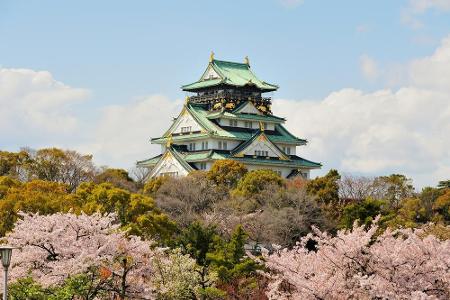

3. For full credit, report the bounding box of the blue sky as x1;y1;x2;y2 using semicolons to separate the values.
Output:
1;0;450;188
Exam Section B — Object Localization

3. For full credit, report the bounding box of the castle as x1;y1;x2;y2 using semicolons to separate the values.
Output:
137;53;321;178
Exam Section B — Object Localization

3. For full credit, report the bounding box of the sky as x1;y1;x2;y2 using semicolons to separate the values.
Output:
1;0;450;189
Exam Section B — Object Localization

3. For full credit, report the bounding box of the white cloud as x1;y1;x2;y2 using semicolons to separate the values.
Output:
409;35;450;91
273;35;450;188
402;0;450;28
81;95;182;168
0;68;89;147
359;55;379;81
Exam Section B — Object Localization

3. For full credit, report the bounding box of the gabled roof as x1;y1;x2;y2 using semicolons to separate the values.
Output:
182;59;278;92
137;148;321;170
151;103;307;145
230;130;290;160
142;146;194;176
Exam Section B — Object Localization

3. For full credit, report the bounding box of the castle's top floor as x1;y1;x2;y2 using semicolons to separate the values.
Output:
181;53;278;93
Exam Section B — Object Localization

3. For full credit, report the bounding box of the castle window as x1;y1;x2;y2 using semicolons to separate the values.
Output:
244;121;252;128
199;162;207;170
286;147;291;155
229;119;238;127
218;141;228;150
201;141;208;150
189;143;196;151
181;126;191;133
161;172;178;177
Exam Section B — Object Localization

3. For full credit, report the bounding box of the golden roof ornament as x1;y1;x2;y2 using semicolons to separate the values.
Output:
209;51;215;62
185;96;190;105
244;56;250;65
166;134;173;147
259;121;264;132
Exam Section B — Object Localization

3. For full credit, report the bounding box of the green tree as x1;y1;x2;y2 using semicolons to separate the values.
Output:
0;150;31;179
71;182;176;243
306;169;341;206
233;169;284;199
373;174;414;210
26;148;96;191
143;176;170;196
207;160;247;189
177;222;223;295
93;168;136;192
438;180;450;189
0;179;71;236
340;198;385;229
433;189;450;222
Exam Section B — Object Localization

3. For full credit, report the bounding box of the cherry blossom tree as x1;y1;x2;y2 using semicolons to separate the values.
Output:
264;219;450;299
5;212;157;299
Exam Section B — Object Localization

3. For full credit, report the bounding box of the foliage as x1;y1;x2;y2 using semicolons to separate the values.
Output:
207;159;247;189
307;169;341;205
70;182;176;242
143;175;170;196
0;150;31;180
264;219;450;299
433;188;450;222
438;180;450;189
26;148;96;192
0;179;71;236
233;169;284;199
340;198;385;229
151;248;203;299
93;167;136;192
372;174;414;210
155;174;225;228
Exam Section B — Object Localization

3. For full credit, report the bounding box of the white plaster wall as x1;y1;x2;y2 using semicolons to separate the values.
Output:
219;118;275;131
171;112;202;134
151;154;190;177
239;102;261;114
275;144;297;155
241;140;280;157
202;66;219;80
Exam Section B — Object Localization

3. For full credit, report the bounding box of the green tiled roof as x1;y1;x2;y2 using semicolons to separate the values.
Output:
138;148;321;170
182;59;278;92
136;154;162;167
152;103;306;145
207;110;286;123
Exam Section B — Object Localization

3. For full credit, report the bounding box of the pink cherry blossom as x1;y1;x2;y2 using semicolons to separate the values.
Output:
264;220;450;299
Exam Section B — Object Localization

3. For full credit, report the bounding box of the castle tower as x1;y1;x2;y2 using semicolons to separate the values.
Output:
137;54;321;178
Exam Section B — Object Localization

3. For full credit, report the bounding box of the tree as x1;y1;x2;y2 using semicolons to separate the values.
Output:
0;150;31;180
0;179;71;236
151;248;204;299
155;173;224;228
207;160;247;189
233;169;284;199
372;174;414;210
306;169;341;206
433;188;450;222
26;148;96;191
340;198;385;229
264;219;450;299
438;180;450;189
93;167;136;192
177;222;223;297
6;212;157;299
71;182;176;243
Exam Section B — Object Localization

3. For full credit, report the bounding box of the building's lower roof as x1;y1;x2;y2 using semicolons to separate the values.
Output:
137;147;321;170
